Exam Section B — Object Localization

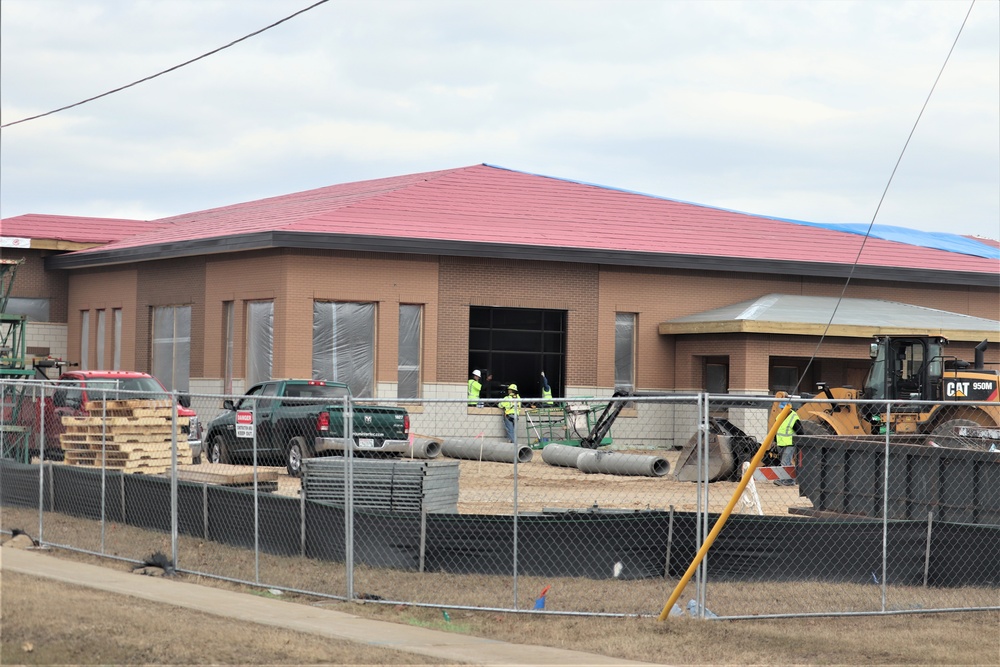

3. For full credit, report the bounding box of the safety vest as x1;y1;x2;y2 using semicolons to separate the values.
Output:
467;378;482;406
542;387;553;404
499;395;520;417
776;411;800;448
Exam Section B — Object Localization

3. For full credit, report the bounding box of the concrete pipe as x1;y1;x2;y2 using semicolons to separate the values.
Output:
442;438;534;464
407;438;442;459
576;450;670;477
541;443;586;468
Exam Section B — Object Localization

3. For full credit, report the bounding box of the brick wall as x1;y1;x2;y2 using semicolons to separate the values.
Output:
4;249;68;322
438;257;599;387
53;249;998;395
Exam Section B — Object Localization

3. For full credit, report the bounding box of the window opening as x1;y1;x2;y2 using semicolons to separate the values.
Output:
469;306;565;400
312;301;375;398
246;301;273;387
398;304;422;399
152;305;191;391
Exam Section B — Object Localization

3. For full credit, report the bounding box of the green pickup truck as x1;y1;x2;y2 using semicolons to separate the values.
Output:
204;379;410;476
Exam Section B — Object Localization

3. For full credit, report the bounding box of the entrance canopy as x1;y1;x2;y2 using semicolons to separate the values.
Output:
658;294;1000;343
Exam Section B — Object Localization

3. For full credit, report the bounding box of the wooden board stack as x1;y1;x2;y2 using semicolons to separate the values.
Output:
60;399;193;474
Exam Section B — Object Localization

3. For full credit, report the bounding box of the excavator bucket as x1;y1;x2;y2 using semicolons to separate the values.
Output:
674;417;772;482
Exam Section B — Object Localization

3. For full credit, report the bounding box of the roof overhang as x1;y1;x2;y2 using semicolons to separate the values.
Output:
657;320;999;343
44;231;1000;287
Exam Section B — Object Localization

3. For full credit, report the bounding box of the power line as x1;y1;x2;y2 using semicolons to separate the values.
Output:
794;0;978;394
1;0;330;129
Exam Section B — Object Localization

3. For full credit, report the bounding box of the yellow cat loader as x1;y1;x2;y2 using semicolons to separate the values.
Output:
676;335;998;482
773;335;1000;444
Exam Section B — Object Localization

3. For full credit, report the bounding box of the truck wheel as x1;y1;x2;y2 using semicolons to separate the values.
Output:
286;437;311;478
208;435;230;465
931;419;984;450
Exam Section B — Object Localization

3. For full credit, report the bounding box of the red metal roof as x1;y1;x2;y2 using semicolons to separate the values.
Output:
0;214;163;244
8;165;1000;277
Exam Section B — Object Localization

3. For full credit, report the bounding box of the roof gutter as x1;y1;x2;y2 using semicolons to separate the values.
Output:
44;231;1000;288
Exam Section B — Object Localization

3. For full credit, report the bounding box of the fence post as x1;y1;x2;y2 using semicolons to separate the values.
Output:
37;383;45;543
171;393;179;570
345;395;355;602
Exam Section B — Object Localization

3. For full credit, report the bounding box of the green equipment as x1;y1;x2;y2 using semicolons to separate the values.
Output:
1;258;35;461
525;391;630;450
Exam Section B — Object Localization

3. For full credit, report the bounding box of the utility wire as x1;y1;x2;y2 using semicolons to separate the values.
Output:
1;0;330;128
793;0;977;395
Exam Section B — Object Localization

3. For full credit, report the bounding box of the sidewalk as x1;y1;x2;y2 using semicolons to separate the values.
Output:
2;547;658;666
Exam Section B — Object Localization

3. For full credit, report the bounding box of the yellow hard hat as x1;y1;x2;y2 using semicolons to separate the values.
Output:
508;384;518;392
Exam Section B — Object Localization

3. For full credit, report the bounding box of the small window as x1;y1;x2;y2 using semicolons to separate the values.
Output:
705;357;729;394
771;366;798;395
614;313;636;394
398;304;422;399
111;309;122;370
96;310;106;369
79;311;90;370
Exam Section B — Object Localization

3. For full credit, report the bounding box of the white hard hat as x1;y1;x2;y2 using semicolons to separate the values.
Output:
472;369;481;377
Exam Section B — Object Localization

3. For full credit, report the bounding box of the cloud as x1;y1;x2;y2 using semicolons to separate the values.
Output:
1;0;997;238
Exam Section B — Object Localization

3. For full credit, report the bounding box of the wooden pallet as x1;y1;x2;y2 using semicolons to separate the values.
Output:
60;405;193;473
84;399;172;411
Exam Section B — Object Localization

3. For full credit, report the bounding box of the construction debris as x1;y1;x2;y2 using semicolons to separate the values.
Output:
60;399;193;474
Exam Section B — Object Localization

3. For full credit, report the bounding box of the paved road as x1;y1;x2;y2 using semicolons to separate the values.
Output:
2;547;658;666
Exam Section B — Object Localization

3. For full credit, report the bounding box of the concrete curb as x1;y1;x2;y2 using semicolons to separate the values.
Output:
1;547;659;666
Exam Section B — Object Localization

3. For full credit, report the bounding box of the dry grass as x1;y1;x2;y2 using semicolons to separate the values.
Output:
2;505;998;665
0;571;447;666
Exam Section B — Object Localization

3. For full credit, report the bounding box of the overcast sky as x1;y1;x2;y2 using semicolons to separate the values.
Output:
2;0;998;240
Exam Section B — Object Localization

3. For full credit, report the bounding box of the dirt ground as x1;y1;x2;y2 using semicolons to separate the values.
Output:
201;448;811;517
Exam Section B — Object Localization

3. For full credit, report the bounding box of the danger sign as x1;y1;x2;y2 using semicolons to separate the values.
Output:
236;410;254;438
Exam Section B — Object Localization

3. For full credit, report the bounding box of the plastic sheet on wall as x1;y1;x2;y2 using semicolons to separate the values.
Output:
5;297;50;322
246;301;273;386
152;305;191;391
615;312;635;393
312;302;375;398
398;304;422;398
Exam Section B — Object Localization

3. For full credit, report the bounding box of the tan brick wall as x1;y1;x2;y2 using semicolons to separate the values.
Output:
54;249;997;395
202;249;439;385
438;257;599;386
67;267;138;369
135;257;207;375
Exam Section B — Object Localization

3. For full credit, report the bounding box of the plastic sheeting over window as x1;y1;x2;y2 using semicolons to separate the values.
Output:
246;301;273;387
5;297;50;322
313;301;375;398
151;305;191;391
79;311;89;370
398;304;422;398
615;312;635;394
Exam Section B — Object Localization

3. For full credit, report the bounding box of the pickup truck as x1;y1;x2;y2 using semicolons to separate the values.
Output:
11;370;203;462
203;379;410;477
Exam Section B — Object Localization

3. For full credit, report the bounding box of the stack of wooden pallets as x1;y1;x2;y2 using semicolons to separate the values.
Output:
60;399;193;474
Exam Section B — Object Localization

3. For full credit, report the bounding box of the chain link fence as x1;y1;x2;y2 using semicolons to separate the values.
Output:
2;378;998;619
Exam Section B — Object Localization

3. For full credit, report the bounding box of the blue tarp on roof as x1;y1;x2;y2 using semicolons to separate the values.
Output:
488;164;1000;261
786;221;1000;260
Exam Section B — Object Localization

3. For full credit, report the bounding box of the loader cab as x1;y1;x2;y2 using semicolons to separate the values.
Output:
863;335;945;403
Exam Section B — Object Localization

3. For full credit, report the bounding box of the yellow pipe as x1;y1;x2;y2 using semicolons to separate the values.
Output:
657;404;792;621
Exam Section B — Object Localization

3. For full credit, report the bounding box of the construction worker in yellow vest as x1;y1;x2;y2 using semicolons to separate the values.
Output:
540;372;553;405
499;384;520;442
774;401;801;486
468;370;483;406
